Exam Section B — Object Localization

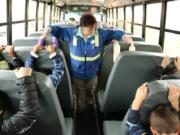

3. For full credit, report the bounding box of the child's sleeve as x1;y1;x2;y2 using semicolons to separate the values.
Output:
126;109;147;135
48;54;64;88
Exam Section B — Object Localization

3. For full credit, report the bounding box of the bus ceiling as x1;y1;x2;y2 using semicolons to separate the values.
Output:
33;0;157;8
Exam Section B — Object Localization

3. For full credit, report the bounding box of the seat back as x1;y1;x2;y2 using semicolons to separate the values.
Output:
1;46;74;115
0;70;68;135
28;32;72;74
98;43;162;90
98;51;164;113
119;79;180;135
130;36;144;42
120;41;162;52
13;37;52;46
29;32;51;37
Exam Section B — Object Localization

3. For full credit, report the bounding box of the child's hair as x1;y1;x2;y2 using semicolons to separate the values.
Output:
0;91;7;111
149;104;179;134
80;13;97;27
0;91;9;117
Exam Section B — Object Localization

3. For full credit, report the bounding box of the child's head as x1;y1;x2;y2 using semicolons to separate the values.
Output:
149;105;179;135
80;13;97;37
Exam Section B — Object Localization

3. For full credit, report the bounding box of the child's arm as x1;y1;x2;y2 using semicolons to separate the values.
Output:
126;82;148;135
168;84;180;112
156;56;175;77
0;45;5;52
0;45;5;61
131;82;148;111
5;45;23;68
25;44;43;68
46;45;64;88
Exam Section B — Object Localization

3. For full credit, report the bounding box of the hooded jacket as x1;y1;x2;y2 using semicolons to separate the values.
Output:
50;25;126;79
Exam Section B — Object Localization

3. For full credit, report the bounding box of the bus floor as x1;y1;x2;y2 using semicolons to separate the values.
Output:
75;103;101;135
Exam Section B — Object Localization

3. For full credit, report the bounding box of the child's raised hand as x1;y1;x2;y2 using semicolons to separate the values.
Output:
45;45;56;54
5;45;16;58
0;45;5;52
32;44;44;54
132;82;148;110
135;82;148;102
161;56;171;67
15;67;32;78
174;56;180;72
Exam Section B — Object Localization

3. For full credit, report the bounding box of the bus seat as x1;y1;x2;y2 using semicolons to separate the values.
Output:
120;41;162;52
13;34;72;80
103;121;122;135
1;46;74;116
0;70;74;135
130;36;144;42
98;45;114;91
102;79;180;135
97;51;164;114
29;31;51;37
121;34;144;41
98;42;162;90
13;37;52;46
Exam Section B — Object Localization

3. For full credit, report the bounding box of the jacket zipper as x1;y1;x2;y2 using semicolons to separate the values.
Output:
84;48;86;78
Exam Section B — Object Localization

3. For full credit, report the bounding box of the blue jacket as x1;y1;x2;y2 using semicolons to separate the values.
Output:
50;25;126;80
126;109;151;135
25;54;64;88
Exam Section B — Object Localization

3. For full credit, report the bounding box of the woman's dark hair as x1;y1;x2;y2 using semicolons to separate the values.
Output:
0;91;9;110
80;13;97;26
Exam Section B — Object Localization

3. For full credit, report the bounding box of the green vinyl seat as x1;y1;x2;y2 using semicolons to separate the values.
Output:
98;51;164;114
1;46;74;116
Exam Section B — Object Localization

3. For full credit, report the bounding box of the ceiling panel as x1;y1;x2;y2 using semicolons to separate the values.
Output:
41;0;152;7
55;0;106;6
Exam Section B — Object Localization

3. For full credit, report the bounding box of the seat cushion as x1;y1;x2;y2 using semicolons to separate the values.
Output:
103;121;122;135
65;118;74;135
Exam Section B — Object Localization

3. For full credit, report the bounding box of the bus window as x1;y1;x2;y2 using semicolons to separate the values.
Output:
164;32;180;55
134;25;142;37
12;23;25;42
145;28;159;44
0;0;7;44
134;5;143;37
45;4;51;26
29;0;37;20
134;5;143;24
109;8;113;26
164;0;180;55
166;1;180;31
12;0;25;21
0;0;7;23
38;3;44;30
117;8;124;29
145;3;161;44
125;6;132;33
113;8;116;27
28;21;36;36
146;3;161;27
0;26;7;44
